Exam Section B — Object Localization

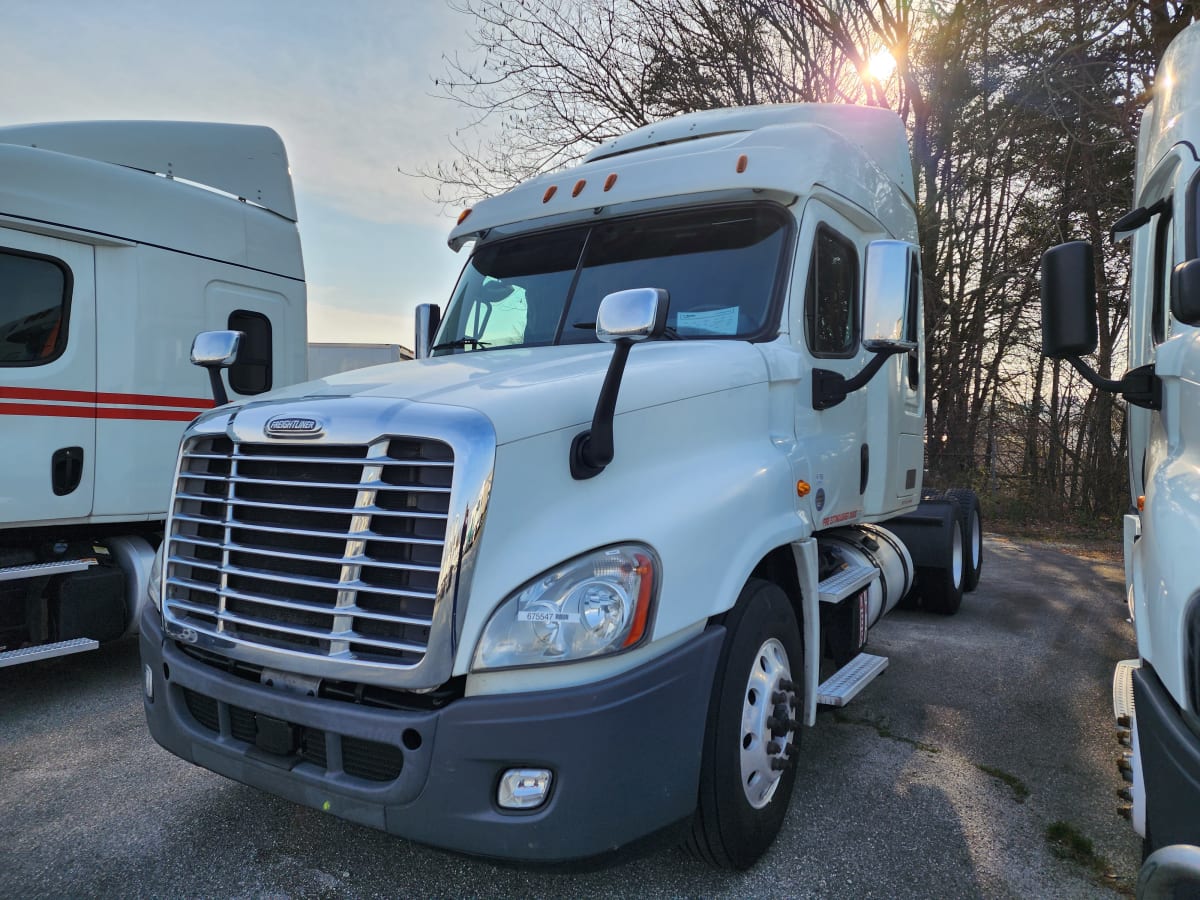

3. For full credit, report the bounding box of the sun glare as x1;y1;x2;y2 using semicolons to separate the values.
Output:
865;49;897;81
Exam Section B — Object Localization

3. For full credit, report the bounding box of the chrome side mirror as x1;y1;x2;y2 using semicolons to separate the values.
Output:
862;240;918;352
596;288;669;344
190;330;242;367
571;288;670;479
190;330;243;406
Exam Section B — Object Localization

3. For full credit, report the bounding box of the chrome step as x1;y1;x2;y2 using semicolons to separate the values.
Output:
1113;658;1139;722
0;638;99;667
0;558;97;583
817;563;878;604
817;652;889;706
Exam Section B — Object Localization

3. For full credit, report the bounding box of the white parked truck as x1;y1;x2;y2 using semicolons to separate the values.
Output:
1040;20;1200;867
0;121;307;668
142;104;982;868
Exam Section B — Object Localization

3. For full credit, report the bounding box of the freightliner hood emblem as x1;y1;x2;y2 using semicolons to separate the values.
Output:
265;415;324;438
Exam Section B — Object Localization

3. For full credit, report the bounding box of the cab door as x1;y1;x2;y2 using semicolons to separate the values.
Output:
793;201;869;527
0;229;96;525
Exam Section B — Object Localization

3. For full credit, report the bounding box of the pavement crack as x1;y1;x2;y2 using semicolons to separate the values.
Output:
830;711;940;754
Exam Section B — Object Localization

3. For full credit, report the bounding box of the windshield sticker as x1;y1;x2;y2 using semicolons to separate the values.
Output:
677;307;739;335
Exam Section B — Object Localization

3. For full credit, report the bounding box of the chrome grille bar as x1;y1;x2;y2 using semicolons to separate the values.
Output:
164;430;453;671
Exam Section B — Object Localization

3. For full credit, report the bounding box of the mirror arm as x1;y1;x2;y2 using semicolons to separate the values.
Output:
812;346;907;411
1064;356;1162;410
571;339;634;480
205;368;229;407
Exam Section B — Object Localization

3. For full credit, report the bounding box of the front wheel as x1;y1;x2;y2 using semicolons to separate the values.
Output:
686;579;803;869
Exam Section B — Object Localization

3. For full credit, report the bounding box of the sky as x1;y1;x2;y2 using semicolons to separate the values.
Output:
0;0;481;351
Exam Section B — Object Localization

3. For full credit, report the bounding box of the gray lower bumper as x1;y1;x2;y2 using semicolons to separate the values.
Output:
1134;664;1200;849
141;611;723;862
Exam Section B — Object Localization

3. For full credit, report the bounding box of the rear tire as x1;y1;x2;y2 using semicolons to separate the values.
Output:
686;579;803;869
943;487;983;591
919;501;966;615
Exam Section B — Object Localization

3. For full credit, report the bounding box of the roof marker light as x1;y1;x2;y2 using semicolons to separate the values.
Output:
572;179;587;197
736;155;749;173
604;173;618;191
543;185;558;203
456;208;472;225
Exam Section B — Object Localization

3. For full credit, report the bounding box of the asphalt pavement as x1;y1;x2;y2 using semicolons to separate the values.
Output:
0;534;1141;898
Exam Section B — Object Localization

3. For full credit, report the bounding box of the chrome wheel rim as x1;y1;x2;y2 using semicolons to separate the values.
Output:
740;637;796;809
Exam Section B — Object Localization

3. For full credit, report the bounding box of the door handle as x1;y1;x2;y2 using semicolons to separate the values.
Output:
52;446;84;496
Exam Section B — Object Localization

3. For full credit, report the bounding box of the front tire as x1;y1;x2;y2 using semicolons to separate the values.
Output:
687;579;803;869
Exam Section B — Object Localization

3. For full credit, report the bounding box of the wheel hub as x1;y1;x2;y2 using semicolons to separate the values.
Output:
740;637;797;809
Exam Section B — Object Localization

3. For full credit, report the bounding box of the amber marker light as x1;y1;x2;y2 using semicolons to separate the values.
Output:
736;154;749;173
542;185;558;203
456;208;472;225
604;173;618;191
572;179;587;197
1138;495;1146;511
622;555;655;648
796;480;811;498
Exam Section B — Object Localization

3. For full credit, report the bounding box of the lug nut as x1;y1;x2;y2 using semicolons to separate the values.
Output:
767;741;781;755
772;691;792;705
779;679;797;692
1118;804;1132;820
1117;786;1133;803
1117;714;1130;728
1117;728;1131;747
770;758;788;771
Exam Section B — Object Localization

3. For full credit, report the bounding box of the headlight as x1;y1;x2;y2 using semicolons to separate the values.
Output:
147;544;164;613
472;544;659;671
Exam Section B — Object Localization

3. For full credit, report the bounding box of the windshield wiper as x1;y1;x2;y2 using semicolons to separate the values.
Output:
431;337;490;351
572;322;681;340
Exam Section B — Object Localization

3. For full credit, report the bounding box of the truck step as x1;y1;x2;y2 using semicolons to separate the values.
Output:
818;563;878;604
817;652;889;706
1113;658;1139;722
0;637;99;667
0;557;97;583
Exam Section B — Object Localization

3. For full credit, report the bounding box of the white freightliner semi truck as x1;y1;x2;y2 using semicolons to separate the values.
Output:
0;121;307;668
141;104;984;868
1041;23;1200;885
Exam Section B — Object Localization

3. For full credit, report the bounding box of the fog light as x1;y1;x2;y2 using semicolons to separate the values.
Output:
143;664;154;701
497;768;552;809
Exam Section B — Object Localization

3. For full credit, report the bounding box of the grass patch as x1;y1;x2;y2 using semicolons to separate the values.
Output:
976;763;1029;802
1046;820;1125;890
832;711;940;754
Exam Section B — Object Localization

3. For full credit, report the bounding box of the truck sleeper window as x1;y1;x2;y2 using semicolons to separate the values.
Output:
0;249;70;366
433;203;790;354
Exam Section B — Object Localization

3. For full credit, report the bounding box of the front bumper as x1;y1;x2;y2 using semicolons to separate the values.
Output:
1133;664;1200;848
141;610;723;862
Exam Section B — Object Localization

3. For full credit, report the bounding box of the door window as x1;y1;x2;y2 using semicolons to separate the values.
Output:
0;249;71;365
805;226;859;358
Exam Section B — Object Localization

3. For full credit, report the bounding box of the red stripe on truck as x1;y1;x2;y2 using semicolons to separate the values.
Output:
0;387;214;409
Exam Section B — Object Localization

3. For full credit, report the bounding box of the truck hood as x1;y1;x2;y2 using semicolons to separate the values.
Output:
250;341;769;445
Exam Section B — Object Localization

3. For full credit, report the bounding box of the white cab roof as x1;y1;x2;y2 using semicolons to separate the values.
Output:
449;104;916;249
0;121;296;220
0;121;302;279
1137;21;1200;196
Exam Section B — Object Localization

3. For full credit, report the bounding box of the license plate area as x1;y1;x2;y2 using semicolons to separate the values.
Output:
254;714;299;756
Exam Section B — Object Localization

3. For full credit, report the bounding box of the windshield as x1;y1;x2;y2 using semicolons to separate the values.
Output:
432;202;790;354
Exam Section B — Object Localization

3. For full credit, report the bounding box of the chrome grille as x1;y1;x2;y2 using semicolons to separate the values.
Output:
164;434;453;668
